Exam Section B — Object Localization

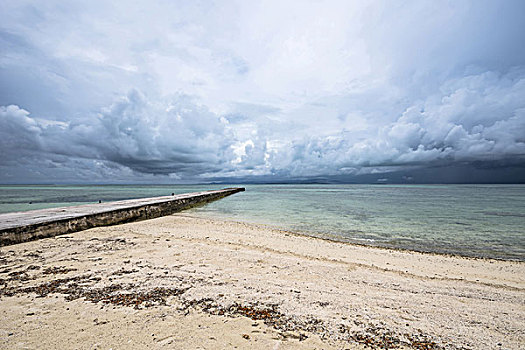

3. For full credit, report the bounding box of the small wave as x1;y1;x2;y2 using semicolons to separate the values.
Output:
351;237;376;243
482;211;525;218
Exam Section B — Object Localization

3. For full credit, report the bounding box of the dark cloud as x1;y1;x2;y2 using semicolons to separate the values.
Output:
0;91;239;181
269;70;525;178
1;1;525;183
1;67;525;183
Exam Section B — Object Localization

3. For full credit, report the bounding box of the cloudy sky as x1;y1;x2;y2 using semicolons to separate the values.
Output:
1;0;524;183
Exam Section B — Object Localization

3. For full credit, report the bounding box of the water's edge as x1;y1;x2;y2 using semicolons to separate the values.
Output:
185;211;525;263
1;184;524;261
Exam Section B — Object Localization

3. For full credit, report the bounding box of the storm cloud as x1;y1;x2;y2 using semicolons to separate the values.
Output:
1;0;524;183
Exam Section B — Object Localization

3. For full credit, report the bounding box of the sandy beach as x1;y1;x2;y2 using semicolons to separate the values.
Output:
1;213;523;349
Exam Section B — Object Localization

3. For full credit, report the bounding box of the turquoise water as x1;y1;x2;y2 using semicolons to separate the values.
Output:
0;185;225;213
0;184;524;261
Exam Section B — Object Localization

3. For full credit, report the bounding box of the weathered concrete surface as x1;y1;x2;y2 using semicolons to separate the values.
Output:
0;188;244;246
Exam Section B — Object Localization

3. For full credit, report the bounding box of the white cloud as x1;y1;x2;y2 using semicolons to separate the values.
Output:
0;92;239;179
267;70;525;177
1;0;524;182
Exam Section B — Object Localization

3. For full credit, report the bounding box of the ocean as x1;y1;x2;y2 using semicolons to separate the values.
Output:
0;184;523;261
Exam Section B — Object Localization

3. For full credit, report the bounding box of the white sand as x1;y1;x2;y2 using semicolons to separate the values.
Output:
1;213;524;349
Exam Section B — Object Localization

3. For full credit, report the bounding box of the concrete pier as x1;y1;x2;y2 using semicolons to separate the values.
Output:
0;188;244;246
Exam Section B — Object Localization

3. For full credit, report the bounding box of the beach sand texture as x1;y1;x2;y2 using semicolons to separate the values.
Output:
1;214;523;349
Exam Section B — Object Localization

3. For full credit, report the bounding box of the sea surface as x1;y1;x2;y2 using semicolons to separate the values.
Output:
0;184;524;261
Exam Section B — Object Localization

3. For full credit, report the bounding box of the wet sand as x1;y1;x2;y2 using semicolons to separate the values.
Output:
1;213;524;349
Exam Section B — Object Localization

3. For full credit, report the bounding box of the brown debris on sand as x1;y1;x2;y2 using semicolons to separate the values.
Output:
1;214;523;349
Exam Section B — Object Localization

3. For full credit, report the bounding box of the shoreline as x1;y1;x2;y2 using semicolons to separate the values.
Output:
179;213;524;290
188;211;525;263
1;213;524;349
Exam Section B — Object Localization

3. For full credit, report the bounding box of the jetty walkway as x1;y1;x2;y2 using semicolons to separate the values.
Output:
0;188;244;246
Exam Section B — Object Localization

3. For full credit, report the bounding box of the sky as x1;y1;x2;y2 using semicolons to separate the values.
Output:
1;0;524;184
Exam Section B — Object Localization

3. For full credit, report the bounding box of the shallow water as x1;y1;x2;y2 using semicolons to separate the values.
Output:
1;184;524;260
